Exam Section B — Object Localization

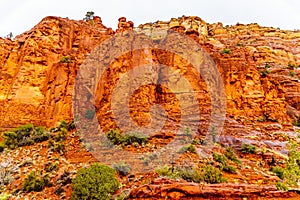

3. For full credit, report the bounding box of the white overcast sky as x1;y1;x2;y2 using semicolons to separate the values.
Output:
0;0;299;37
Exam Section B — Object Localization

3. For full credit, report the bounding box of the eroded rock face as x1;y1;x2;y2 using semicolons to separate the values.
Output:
207;22;300;122
129;178;299;199
0;16;113;128
0;15;299;131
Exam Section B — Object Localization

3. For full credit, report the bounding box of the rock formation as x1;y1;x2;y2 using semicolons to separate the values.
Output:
0;15;299;199
0;15;299;130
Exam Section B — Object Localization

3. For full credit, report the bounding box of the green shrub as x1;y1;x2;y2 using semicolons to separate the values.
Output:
121;131;148;146
211;126;217;143
112;161;131;176
53;128;67;142
156;164;226;184
67;120;76;131
83;11;94;21
2;131;18;149
289;71;295;77
0;142;4;152
213;152;237;174
261;69;270;77
213;152;227;165
272;166;284;180
1;124;49;150
72;163;119;200
115;189;130;200
201;164;226;184
265;63;271;69
273;140;300;191
225;147;241;164
48;120;68;153
288;63;297;69
155;165;202;182
183;127;192;141
155;165;179;179
106;129;148;146
49;140;65;153
220;48;231;55
31;126;50;142
282;141;300;187
260;63;271;77
222;165;237;174
179;144;197;154
241;143;257;154
60;56;72;63
107;129;122;145
22;171;49;192
191;138;201;145
0;193;10;200
44;162;59;172
292;117;300;127
177;167;202;183
275;181;288;191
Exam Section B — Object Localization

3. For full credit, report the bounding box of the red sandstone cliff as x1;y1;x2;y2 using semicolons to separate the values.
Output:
0;15;300;199
0;16;299;129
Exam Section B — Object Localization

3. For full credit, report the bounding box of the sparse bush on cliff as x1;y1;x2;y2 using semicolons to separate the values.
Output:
293;117;300;127
156;164;226;184
107;129;122;145
275;140;300;191
155;165;202;183
220;48;231;55
241;143;257;154
0;193;10;200
201;164;227;184
261;68;270;77
0;143;5;152
4;32;13;39
260;63;271;77
0;124;50;150
213;152;237;174
106;129;148;146
72;163;119;200
272;166;284;180
67;120;76;131
289;71;295;77
155;165;178;179
179;144;197;154
32;126;50;142
213;152;227;165
83;11;94;21
60;56;72;63
225;147;241;165
177;166;202;183
44;161;59;172
120;131;149;146
22;171;49;192
48;120;68;153
288;63;297;69
275;181;289;191
112;161;131;176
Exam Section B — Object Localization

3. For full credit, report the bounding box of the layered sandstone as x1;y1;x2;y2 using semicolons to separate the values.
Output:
0;16;300;131
0;16;114;128
0;15;300;200
1;16;299;131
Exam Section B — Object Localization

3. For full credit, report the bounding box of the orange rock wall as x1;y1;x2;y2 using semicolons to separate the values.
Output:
0;16;299;129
